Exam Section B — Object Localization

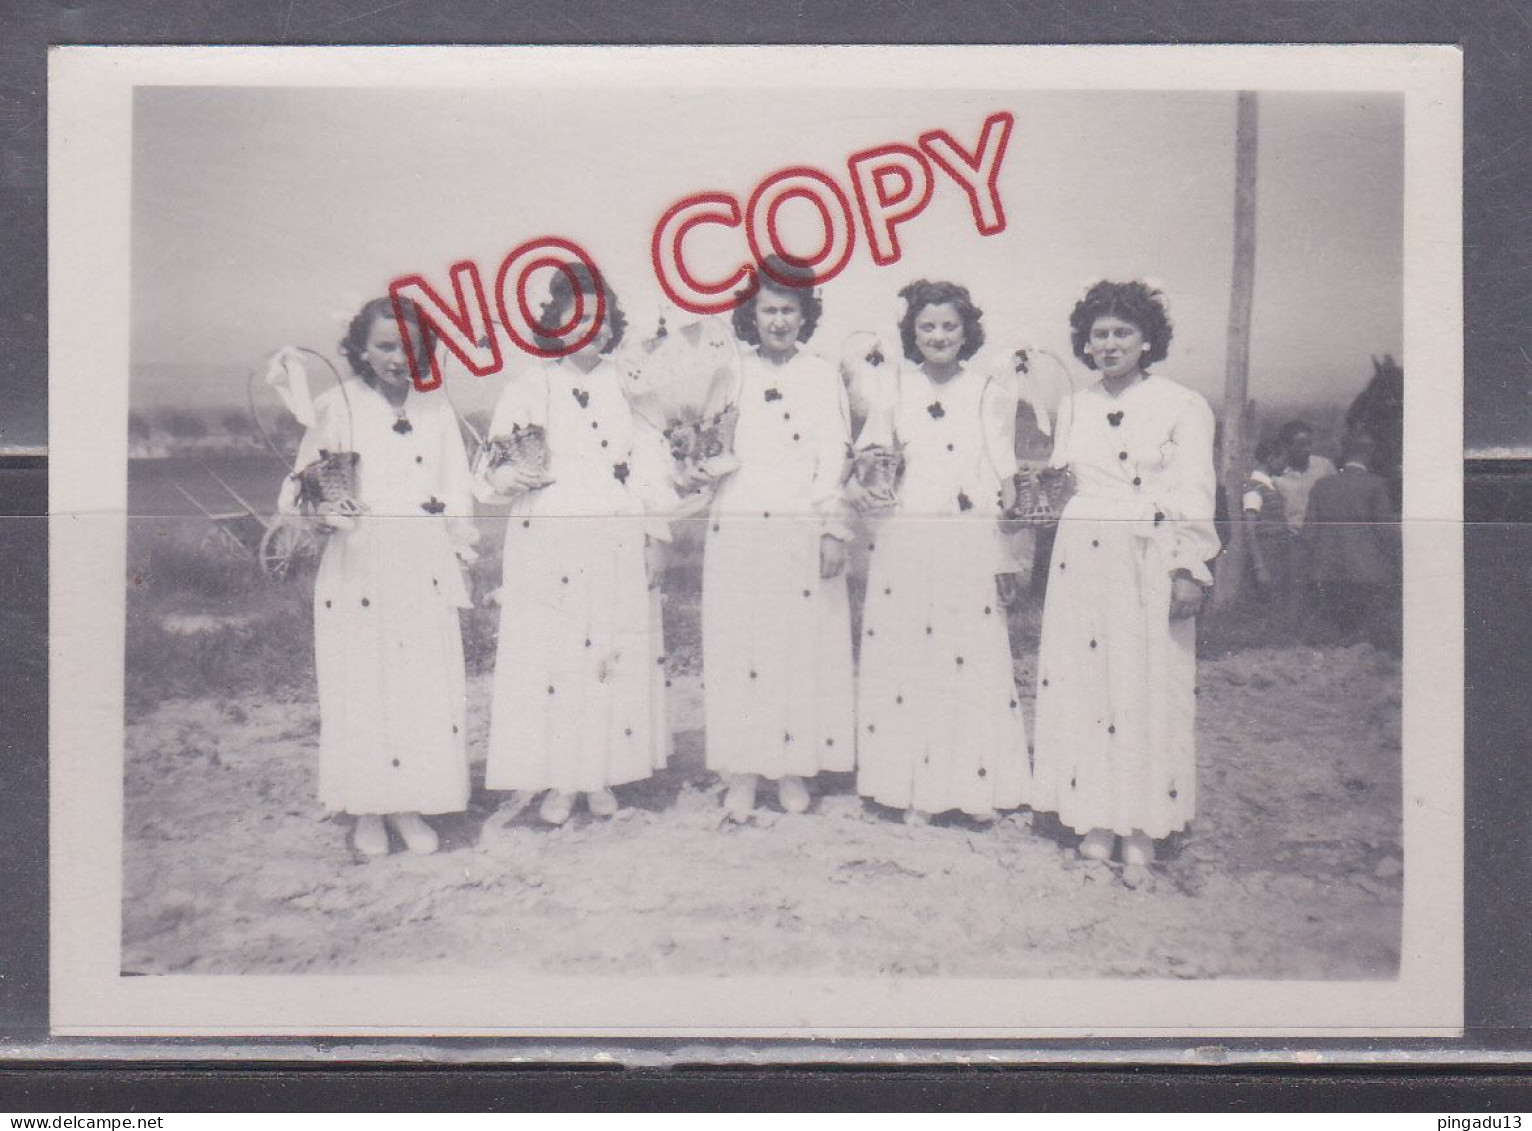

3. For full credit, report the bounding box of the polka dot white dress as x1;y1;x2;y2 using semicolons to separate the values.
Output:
701;349;856;779
1029;374;1218;838
475;358;675;794
853;362;1030;815
280;380;477;816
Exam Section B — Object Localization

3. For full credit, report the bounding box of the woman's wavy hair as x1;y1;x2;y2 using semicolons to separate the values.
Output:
897;279;985;363
731;255;823;345
1068;280;1173;371
535;262;626;355
340;296;435;387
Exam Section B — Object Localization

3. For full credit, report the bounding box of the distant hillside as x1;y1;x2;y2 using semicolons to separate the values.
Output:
132;362;257;411
132;358;508;421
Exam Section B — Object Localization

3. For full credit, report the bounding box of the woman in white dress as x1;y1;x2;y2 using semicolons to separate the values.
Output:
475;266;674;826
1029;281;1218;865
280;297;478;858
852;280;1030;823
702;257;856;819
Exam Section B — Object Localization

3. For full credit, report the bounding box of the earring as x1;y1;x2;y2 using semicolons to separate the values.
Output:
1140;342;1151;351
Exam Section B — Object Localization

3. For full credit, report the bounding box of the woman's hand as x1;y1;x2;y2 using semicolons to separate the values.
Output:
1169;573;1207;619
819;534;847;579
314;501;359;533
672;488;714;521
488;463;544;495
645;537;668;590
673;463;715;493
842;480;871;513
844;480;891;515
996;572;1020;608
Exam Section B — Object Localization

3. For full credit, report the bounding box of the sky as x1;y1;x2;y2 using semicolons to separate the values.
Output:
130;86;1404;429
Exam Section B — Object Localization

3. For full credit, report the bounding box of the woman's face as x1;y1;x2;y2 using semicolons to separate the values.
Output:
753;288;804;359
362;314;412;388
913;302;965;368
563;293;613;357
1085;315;1147;379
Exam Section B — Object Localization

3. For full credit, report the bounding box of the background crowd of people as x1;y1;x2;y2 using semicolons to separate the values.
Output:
1238;412;1402;650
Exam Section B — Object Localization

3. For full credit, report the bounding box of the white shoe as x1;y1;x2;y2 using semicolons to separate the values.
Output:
903;808;931;827
724;774;758;821
1078;827;1115;861
963;807;998;824
1122;832;1157;866
387;811;440;855
777;775;811;814
538;790;576;826
586;788;619;818
353;814;390;857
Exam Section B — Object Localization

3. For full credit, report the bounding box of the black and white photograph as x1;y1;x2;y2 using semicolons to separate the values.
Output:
46;45;1463;1038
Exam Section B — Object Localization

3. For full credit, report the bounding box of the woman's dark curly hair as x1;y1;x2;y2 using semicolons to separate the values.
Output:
340;296;435;386
535;261;626;355
897;279;985;363
731;255;823;345
1068;280;1173;371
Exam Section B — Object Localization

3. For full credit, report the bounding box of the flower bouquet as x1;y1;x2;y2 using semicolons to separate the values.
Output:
621;311;742;492
663;404;740;482
474;422;554;491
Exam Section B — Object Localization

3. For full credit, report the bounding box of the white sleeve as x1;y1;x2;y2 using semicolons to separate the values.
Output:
626;413;682;543
1156;392;1220;584
1046;391;1075;471
980;370;1021;482
439;409;479;551
810;359;855;540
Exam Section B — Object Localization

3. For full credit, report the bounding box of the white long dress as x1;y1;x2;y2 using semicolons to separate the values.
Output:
475;357;674;793
702;349;856;778
853;362;1030;814
1030;373;1218;838
279;379;476;816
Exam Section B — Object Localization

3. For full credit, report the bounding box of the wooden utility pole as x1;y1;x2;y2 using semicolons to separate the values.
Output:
1214;90;1259;608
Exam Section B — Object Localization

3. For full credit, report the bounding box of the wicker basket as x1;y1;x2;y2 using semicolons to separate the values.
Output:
849;443;906;512
1006;465;1076;526
292;449;360;514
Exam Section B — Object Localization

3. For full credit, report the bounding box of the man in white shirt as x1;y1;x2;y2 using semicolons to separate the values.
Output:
1271;420;1337;634
1273;420;1337;533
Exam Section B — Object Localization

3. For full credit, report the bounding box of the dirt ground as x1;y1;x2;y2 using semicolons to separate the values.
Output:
122;633;1402;980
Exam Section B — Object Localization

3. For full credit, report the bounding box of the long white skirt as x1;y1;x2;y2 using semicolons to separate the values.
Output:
313;520;470;816
1030;503;1197;837
485;514;669;792
702;517;856;778
854;516;1029;814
